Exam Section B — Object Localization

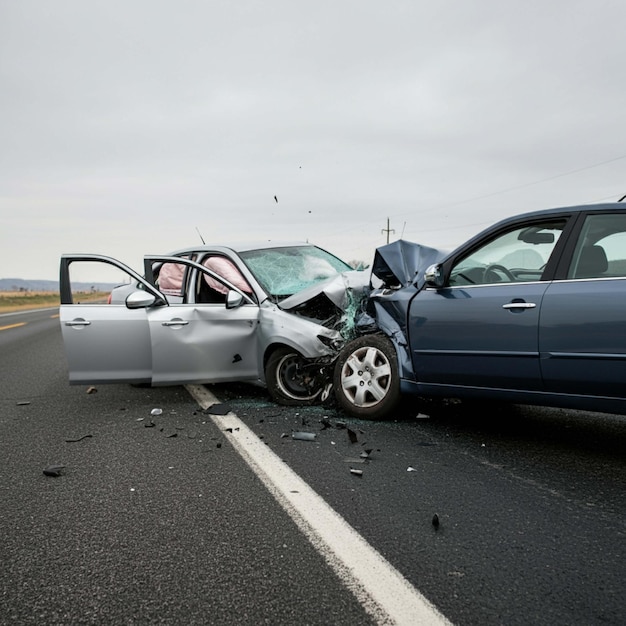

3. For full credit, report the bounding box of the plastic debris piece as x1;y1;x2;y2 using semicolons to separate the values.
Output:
320;417;331;430
416;413;430;419
360;450;372;459
232;354;242;363
151;408;163;416
432;513;440;530
335;421;347;429
165;433;178;438
43;464;65;477
205;403;231;415
86;386;97;394
65;434;93;443
292;431;316;441
407;466;417;472
16;401;31;406
350;468;363;477
321;383;332;402
347;428;358;444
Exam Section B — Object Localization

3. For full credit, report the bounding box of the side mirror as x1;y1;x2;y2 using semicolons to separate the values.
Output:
226;290;245;309
126;290;157;309
424;263;444;287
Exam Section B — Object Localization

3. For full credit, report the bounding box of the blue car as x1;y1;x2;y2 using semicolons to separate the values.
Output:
333;202;626;419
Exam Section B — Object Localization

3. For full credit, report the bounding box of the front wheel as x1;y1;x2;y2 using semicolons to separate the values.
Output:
333;334;400;420
265;347;324;406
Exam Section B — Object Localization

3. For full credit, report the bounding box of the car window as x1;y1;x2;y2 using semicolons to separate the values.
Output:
567;213;626;279
193;257;253;304
156;262;186;297
64;260;137;305
449;219;566;286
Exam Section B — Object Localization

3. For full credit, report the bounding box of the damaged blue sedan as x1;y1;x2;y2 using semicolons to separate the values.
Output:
333;202;626;420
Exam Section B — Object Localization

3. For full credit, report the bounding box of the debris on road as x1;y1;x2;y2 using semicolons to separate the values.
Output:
350;468;363;477
432;513;440;530
65;434;93;443
204;403;231;415
292;431;316;441
86;386;97;394
150;408;163;416
16;401;31;406
43;465;65;477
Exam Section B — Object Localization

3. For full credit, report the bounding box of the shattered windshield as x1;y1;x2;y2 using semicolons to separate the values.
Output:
239;246;352;298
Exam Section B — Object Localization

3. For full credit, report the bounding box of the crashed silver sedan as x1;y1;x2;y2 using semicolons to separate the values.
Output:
59;242;369;405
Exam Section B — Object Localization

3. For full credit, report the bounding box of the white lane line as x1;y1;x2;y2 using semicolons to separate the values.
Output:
186;384;452;626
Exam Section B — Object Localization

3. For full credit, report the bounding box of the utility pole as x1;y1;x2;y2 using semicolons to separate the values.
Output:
381;217;395;244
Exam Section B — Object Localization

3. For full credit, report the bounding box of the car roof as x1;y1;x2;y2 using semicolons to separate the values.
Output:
495;202;625;224
168;241;318;256
469;202;625;240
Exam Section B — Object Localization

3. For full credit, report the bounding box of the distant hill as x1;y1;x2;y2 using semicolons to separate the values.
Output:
0;278;117;292
0;278;59;292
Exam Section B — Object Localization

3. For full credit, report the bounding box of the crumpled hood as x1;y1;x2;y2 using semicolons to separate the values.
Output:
370;239;446;289
278;269;370;312
276;240;446;343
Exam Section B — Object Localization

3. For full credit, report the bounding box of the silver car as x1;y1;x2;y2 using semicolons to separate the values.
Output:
59;242;368;405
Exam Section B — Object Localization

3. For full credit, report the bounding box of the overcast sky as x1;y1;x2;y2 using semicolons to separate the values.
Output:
2;0;625;280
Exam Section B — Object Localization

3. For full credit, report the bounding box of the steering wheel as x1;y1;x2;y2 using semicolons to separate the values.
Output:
483;264;515;282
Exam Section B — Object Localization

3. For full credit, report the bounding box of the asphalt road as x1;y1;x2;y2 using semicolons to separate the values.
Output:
1;308;625;625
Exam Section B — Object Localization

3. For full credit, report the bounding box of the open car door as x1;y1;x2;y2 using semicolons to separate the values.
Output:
59;254;165;385
59;254;262;387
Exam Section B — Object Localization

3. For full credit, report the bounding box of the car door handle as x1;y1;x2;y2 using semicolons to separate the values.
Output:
65;319;91;327
502;302;536;310
162;319;189;326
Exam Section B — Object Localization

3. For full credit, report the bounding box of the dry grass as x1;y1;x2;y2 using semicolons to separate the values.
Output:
0;290;108;313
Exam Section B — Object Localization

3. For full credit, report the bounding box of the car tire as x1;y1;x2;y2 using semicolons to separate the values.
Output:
333;334;400;420
266;347;324;406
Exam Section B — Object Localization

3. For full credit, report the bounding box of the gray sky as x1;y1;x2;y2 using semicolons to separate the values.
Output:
2;0;625;280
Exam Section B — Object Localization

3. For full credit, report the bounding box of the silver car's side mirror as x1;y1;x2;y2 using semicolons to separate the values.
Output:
226;290;244;309
424;263;444;287
126;290;157;309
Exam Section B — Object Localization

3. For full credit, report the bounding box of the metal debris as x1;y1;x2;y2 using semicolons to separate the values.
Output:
16;401;31;406
350;468;363;477
347;428;358;444
86;386;97;394
43;465;65;477
150;408;163;416
65;434;93;443
292;431;316;441
205;403;231;415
